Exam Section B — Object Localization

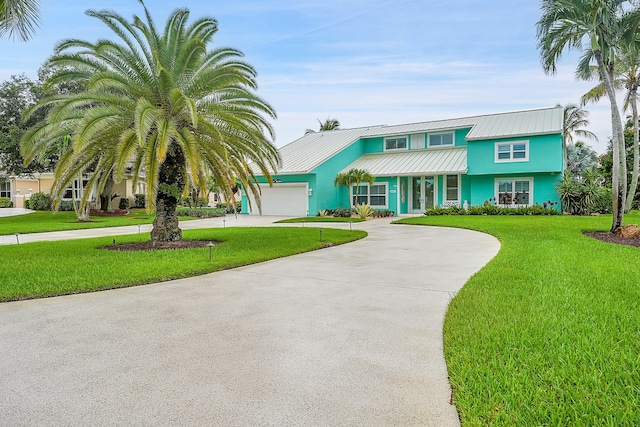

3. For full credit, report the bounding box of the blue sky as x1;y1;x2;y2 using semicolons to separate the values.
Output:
0;0;611;152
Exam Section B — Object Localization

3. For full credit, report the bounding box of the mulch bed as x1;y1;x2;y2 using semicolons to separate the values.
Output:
101;240;217;251
90;209;130;217
584;231;640;248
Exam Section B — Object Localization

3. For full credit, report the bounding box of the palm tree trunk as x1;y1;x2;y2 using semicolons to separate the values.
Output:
151;144;185;242
99;174;115;212
596;52;626;231
625;86;639;213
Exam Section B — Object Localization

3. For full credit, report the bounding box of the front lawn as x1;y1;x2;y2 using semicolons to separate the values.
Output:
0;210;194;235
395;214;640;425
0;227;366;302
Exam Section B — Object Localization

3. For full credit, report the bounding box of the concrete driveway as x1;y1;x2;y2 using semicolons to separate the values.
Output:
0;219;499;426
0;207;33;217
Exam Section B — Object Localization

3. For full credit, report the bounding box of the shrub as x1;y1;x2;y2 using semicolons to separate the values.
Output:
58;200;75;211
371;209;394;217
332;208;352;218
216;201;241;214
176;207;226;218
28;192;52;211
133;193;146;208
353;203;373;219
425;203;560;216
591;188;612;214
180;196;208;208
118;197;130;210
0;197;12;208
317;209;328;217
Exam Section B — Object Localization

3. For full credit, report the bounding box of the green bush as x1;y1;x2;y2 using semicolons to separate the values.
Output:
0;197;12;208
353;203;373;219
591;188;612;214
425;203;560;216
133;193;146;208
58;200;75;211
216;201;241;214
28;192;52;211
176;207;226;218
118;197;130;210
332;208;352;218
180;196;208;208
371;209;394;217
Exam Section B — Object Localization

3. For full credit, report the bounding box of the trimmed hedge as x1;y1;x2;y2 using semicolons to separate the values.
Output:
425;203;561;216
176;207;227;218
0;197;12;208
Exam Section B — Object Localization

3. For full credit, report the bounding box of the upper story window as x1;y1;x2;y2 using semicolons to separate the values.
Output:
385;136;407;151
495;141;529;162
428;132;454;147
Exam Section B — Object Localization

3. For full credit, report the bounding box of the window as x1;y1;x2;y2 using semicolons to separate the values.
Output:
429;132;454;147
445;175;459;202
496;178;532;206
0;181;10;198
351;183;387;208
495;141;529;162
385;136;407;151
63;179;89;200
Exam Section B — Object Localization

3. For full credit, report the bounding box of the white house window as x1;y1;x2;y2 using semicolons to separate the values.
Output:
429;132;454;147
445;175;459;203
385;136;407;151
496;178;533;206
495;141;529;162
63;179;89;200
351;183;387;208
0;181;10;198
137;182;147;194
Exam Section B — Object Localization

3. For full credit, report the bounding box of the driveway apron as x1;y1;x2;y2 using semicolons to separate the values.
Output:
0;220;499;426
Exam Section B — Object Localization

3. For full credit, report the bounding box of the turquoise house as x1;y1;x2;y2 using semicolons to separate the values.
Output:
242;107;564;216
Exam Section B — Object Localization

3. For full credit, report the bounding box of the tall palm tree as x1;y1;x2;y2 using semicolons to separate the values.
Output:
581;46;640;212
334;168;374;208
305;117;340;135
537;0;636;231
0;0;39;41
21;3;280;241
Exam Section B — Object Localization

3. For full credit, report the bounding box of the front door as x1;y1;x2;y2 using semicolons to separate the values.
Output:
410;176;435;213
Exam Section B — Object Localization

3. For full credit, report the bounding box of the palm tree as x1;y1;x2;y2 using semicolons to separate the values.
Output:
21;3;280;241
334;168;374;208
305;118;340;135
564;104;598;145
537;0;637;231
0;0;39;41
581;46;640;212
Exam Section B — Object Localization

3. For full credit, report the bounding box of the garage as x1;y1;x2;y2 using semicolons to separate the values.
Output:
246;183;308;216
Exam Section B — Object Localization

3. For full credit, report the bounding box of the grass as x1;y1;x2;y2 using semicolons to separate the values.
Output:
275;217;365;223
0;227;366;302
395;214;640;425
0;209;196;235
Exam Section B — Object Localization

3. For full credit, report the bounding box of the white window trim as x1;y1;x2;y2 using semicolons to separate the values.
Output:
495;140;529;163
0;180;11;199
350;182;388;209
384;136;408;152
494;177;534;207
444;174;460;205
428;132;455;148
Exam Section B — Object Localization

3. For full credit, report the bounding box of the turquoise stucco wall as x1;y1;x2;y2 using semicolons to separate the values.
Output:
466;173;562;206
363;137;383;153
467;134;563;175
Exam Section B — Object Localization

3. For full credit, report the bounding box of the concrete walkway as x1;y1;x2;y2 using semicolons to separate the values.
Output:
0;207;34;217
0;217;500;426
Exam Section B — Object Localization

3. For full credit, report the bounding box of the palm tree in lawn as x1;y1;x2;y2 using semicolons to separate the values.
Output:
0;0;39;41
305;118;341;135
21;3;280;241
581;46;640;212
537;0;639;231
334;168;374;208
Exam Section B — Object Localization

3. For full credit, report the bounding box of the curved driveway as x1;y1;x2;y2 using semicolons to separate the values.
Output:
0;218;499;426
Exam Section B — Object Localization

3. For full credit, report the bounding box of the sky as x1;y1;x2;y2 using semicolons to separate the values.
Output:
0;0;614;153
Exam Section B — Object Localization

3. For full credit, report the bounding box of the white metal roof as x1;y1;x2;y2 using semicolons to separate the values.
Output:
259;106;562;175
341;147;467;176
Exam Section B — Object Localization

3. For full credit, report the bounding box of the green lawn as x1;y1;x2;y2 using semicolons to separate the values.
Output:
0;227;366;302
0;210;194;235
276;217;365;223
395;214;640;426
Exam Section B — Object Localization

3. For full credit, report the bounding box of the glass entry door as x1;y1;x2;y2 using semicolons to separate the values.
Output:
410;176;435;213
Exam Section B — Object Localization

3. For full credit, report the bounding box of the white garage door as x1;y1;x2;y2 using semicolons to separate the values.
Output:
246;183;308;216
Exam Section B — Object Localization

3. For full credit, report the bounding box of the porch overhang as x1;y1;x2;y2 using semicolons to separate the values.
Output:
341;147;468;176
